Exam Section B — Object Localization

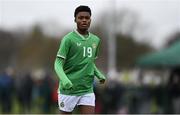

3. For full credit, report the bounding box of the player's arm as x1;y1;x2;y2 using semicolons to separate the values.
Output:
54;57;73;89
94;64;106;84
55;36;73;89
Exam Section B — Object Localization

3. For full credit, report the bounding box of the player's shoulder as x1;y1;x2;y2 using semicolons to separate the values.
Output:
61;32;74;42
90;33;100;41
63;32;74;39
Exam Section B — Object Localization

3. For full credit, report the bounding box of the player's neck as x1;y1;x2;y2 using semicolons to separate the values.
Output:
77;29;88;35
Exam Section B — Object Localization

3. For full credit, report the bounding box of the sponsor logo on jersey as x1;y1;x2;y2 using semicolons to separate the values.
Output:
92;43;96;49
77;43;81;46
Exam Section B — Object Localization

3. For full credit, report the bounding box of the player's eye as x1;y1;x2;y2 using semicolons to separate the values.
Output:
78;16;84;20
78;16;90;20
85;16;90;20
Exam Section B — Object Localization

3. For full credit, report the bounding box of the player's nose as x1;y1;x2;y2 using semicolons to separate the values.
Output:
82;18;87;22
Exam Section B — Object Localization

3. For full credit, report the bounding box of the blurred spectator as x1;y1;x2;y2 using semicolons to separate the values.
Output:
31;70;54;113
94;85;103;114
40;73;53;113
166;67;180;113
101;80;124;114
0;68;14;113
15;72;33;113
51;80;59;109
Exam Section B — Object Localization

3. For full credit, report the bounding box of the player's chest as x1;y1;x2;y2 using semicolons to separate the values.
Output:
70;40;97;57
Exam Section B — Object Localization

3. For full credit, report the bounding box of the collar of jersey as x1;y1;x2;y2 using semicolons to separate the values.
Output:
74;29;91;40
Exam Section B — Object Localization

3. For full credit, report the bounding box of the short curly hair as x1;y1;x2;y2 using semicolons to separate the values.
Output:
74;5;91;18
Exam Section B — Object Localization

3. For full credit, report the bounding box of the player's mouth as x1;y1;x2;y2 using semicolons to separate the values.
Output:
81;24;88;27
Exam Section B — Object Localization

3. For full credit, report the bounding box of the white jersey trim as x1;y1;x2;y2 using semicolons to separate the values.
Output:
74;29;91;40
57;54;66;59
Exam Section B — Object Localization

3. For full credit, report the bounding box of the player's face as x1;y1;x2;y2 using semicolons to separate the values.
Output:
75;12;91;31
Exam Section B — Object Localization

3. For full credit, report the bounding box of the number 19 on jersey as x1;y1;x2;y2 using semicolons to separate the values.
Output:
83;46;92;57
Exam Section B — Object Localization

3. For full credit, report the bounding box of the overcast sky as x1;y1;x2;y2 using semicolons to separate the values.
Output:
0;0;180;49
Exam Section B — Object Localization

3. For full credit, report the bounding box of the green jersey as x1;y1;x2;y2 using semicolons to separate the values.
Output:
57;30;100;95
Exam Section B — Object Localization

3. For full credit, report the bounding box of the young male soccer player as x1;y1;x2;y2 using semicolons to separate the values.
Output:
54;5;106;114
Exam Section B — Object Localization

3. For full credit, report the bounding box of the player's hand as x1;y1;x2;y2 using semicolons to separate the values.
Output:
99;79;105;84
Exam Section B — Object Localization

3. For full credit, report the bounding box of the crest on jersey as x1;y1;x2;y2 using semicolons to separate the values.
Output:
92;43;96;49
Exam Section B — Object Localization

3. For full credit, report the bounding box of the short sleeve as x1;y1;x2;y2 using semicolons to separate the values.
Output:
57;37;70;59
